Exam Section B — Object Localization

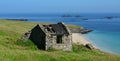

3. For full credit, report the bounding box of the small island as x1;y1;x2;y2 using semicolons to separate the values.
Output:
61;14;83;18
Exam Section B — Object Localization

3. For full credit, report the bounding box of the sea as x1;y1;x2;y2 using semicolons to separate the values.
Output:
0;13;120;54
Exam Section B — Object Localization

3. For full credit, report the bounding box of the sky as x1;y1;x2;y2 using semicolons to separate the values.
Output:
0;0;120;13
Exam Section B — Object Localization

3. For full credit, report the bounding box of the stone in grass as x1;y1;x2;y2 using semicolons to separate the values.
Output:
21;31;31;41
85;43;95;50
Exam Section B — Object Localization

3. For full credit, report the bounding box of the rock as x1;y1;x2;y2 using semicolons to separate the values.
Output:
85;44;95;50
70;27;93;34
80;29;93;34
104;16;113;19
21;31;31;41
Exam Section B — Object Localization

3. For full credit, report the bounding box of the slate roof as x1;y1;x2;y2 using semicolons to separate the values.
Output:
41;23;70;35
50;24;68;35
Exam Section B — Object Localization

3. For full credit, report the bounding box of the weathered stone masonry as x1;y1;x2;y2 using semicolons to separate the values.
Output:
28;22;72;51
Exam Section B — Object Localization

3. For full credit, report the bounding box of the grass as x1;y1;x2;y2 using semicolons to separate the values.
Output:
0;20;120;61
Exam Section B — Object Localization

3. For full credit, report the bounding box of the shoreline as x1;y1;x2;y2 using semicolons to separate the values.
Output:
82;33;119;55
72;33;97;49
72;33;90;45
72;33;114;52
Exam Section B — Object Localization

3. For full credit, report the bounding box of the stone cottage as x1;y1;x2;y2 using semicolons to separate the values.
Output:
29;22;72;51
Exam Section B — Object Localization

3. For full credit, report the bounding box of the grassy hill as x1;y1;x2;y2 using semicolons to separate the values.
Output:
0;20;120;61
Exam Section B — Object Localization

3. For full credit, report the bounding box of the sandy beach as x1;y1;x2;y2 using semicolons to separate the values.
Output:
72;33;90;45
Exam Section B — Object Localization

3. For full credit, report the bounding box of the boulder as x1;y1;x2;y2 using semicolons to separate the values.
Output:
85;43;95;50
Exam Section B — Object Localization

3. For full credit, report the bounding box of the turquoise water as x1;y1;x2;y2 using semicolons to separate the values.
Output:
85;31;120;54
0;13;120;54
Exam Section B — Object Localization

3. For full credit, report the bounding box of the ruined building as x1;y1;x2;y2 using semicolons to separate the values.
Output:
28;22;72;51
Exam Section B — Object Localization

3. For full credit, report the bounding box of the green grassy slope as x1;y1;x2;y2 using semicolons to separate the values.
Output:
0;20;120;61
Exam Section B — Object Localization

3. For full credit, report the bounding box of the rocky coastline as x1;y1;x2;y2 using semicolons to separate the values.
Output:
70;27;93;34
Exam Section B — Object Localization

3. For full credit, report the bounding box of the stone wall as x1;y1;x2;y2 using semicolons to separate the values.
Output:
46;34;72;51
